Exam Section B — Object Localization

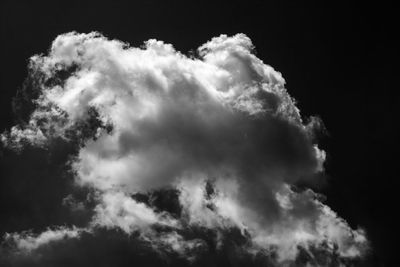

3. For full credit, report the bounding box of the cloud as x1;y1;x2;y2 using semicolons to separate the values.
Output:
3;227;82;252
1;32;368;266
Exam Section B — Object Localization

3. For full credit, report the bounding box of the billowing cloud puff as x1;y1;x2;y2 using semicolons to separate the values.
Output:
1;32;368;266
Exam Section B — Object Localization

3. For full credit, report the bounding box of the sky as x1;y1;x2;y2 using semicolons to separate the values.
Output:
0;1;396;266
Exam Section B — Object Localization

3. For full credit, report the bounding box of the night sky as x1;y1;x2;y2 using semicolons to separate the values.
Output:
0;1;396;266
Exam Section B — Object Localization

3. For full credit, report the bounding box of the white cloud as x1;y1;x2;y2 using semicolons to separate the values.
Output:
92;191;178;233
4;227;82;252
1;32;367;264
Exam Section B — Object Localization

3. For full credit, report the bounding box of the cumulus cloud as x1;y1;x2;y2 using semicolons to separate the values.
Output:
1;32;368;266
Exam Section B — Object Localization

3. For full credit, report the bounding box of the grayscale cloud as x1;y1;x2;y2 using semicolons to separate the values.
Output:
1;32;368;266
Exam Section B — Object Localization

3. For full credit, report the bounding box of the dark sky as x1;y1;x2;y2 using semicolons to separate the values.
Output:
0;1;396;266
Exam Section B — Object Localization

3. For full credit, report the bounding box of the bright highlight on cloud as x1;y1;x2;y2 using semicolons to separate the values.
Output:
1;32;368;266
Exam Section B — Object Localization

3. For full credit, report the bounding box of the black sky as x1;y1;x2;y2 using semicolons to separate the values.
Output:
0;1;397;266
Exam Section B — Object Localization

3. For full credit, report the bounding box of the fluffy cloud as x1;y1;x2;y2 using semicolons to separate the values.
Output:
1;32;367;266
